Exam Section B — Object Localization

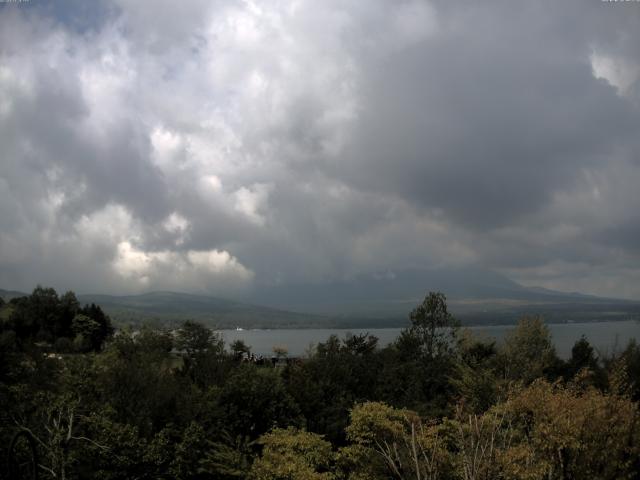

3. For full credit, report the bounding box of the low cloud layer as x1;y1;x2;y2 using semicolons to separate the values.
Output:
1;0;639;299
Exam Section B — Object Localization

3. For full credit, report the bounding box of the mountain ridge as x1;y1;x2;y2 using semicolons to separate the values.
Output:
2;268;639;328
240;267;633;317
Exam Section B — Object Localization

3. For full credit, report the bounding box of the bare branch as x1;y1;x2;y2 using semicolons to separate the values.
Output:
38;463;57;478
70;435;109;450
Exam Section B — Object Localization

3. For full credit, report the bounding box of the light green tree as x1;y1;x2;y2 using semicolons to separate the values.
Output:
249;427;335;480
493;379;640;479
500;316;557;384
343;401;451;480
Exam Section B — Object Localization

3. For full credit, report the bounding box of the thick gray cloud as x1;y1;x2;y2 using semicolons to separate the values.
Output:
0;0;639;299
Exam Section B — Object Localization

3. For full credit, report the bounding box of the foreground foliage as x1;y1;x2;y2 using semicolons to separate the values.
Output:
1;288;639;479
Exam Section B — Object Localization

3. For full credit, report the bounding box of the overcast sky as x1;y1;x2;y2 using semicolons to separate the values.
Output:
1;0;639;299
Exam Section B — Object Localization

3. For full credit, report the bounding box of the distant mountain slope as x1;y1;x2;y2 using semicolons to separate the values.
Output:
242;267;630;318
0;288;28;301
77;291;327;328
3;267;639;329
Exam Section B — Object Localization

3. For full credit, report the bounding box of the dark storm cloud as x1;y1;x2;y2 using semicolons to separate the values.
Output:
0;13;170;225
337;1;640;229
1;0;640;298
0;0;116;33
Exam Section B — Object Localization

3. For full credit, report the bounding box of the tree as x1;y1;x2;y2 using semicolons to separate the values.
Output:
343;401;451;480
451;406;510;480
284;333;383;443
500;316;558;384
176;320;223;357
58;291;80;339
453;330;500;414
78;303;114;351
343;332;378;356
604;339;640;401
380;293;460;416
74;409;148;480
219;365;301;440
29;285;61;342
565;336;606;389
316;335;341;357
493;379;640;479
3;287;113;350
72;314;101;352
175;321;228;389
249;427;335;480
14;394;108;480
8;287;59;342
406;291;458;360
96;330;183;436
200;432;255;479
231;339;251;359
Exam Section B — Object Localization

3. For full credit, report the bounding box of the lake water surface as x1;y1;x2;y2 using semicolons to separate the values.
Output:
219;320;640;359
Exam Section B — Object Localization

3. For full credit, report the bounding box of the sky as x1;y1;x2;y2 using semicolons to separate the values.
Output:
0;0;639;300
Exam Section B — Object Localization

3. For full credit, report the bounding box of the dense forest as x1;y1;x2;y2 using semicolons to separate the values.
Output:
1;287;639;479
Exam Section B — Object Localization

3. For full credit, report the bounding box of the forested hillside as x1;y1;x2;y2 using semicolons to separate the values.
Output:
1;288;639;479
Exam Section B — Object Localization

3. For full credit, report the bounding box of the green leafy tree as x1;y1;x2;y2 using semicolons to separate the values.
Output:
220;365;302;440
176;320;229;389
96;330;182;436
8;287;58;342
500;316;558;384
140;421;209;480
343;401;452;480
379;293;459;416
249;427;335;480
13;393;108;480
200;432;255;479
78;303;114;351
176;320;222;356
76;409;148;480
493;380;640;479
29;286;61;342
565;336;606;389
57;291;80;339
284;333;382;443
72;314;101;353
3;287;113;351
405;291;459;360
174;321;232;390
450;406;512;480
452;330;500;414
343;332;378;356
231;339;251;358
604;339;640;401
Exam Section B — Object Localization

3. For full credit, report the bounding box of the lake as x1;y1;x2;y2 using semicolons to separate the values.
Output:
218;320;640;359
